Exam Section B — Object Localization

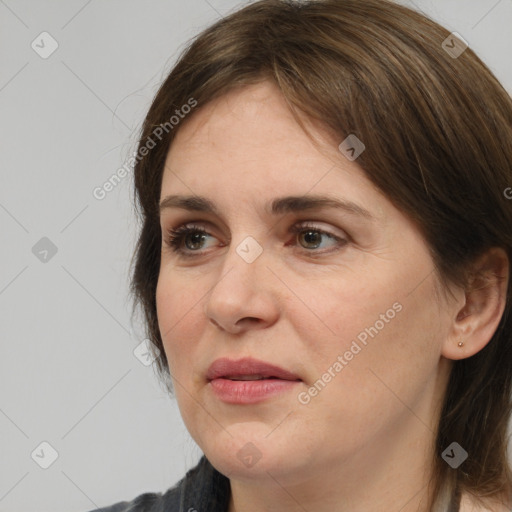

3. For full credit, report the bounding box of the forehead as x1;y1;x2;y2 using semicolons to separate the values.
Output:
160;81;385;220
167;81;340;163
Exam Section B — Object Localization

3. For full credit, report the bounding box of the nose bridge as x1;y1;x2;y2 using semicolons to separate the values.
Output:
203;231;277;330
213;232;267;296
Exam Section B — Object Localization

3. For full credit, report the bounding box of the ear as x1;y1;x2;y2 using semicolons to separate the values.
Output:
442;247;509;361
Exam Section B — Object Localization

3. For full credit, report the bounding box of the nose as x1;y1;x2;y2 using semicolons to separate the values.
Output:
203;238;280;334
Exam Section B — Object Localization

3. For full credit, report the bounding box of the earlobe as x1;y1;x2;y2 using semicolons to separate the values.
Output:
442;247;509;361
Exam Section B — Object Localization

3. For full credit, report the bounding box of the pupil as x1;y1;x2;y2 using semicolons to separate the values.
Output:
186;233;205;250
302;230;320;248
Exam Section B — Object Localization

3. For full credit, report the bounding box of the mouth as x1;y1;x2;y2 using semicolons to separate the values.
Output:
206;357;302;404
223;375;278;381
206;357;302;382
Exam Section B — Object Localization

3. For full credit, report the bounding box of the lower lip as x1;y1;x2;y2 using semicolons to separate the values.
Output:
209;378;301;404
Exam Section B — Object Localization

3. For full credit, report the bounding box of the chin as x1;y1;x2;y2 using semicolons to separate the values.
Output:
199;426;296;479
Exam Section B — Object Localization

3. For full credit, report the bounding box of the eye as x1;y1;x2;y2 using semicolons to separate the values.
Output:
162;221;347;258
164;224;217;255
288;222;347;253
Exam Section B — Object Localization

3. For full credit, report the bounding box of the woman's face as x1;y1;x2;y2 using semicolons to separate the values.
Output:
156;81;456;485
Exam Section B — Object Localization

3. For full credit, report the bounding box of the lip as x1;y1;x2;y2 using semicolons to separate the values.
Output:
207;357;301;381
207;357;301;404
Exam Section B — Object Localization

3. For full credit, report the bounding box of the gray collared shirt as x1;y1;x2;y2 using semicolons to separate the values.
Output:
90;456;230;512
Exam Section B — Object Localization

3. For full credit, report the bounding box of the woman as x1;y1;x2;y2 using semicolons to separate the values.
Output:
93;0;512;510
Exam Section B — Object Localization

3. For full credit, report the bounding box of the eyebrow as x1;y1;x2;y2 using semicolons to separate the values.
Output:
159;194;375;220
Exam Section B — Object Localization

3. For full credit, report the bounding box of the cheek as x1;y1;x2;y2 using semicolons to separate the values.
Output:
296;270;442;396
155;277;209;425
316;289;443;420
155;275;204;373
292;273;402;359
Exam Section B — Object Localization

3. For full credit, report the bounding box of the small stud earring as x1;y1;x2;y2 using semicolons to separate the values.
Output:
458;341;464;347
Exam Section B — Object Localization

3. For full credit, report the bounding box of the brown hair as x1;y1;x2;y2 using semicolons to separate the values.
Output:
129;0;512;509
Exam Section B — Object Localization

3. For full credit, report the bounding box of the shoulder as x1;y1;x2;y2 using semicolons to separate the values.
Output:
91;491;167;511
87;455;230;512
88;489;178;512
459;491;512;512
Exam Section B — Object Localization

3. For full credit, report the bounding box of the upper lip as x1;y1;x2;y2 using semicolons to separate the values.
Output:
206;357;301;381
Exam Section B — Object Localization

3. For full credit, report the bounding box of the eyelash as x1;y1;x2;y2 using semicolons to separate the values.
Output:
163;222;347;258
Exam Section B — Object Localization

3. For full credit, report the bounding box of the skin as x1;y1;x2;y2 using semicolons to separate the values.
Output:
155;81;509;512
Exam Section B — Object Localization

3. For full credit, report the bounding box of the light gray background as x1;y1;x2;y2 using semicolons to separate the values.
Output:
1;1;511;511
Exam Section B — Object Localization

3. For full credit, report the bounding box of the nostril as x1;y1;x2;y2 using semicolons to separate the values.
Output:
236;317;261;328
